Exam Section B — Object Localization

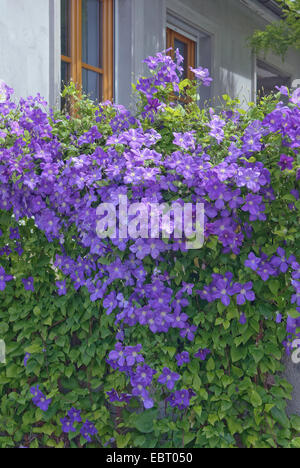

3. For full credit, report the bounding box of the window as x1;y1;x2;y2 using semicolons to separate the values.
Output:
166;28;196;80
61;0;114;103
165;13;212;106
256;60;291;97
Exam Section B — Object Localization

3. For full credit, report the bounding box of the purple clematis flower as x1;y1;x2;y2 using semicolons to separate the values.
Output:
235;282;255;305
278;154;294;171
0;266;13;291
175;351;190;367
80;420;98;442
239;313;247;325
60;417;76;433
56;280;67;296
124;344;144;366
22;277;34;292
194;348;211;361
157;367;180;390
68;407;82;423
24;353;31;367
244;253;261;271
30;386;52;411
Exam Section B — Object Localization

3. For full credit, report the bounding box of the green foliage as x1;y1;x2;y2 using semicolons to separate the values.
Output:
0;80;299;448
250;0;300;58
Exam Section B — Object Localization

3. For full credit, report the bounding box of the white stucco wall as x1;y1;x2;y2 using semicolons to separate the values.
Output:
0;0;60;107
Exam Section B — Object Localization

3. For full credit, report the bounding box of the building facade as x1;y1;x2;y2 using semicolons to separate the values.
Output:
1;0;300;108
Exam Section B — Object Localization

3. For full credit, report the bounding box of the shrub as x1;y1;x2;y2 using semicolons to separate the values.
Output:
0;53;299;448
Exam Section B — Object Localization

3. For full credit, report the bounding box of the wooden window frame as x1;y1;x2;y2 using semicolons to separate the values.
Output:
61;0;114;102
166;27;196;80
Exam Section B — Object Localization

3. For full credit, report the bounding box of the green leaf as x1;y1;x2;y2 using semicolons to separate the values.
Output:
133;410;158;434
183;432;195;446
291;438;300;448
290;415;300;431
268;280;280;296
270;407;290;428
116;432;131;448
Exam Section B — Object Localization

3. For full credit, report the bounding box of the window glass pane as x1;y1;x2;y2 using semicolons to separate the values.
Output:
174;38;188;78
61;61;70;110
257;61;290;97
61;0;70;57
61;61;70;89
82;0;103;68
82;68;102;102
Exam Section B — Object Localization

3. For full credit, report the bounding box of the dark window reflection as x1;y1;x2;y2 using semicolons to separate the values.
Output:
257;60;291;97
61;61;70;110
61;0;70;57
82;0;103;68
174;38;188;78
82;68;102;102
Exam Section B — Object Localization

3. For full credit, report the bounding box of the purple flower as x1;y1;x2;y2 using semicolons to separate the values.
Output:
9;227;20;240
180;325;197;341
24;353;31;367
292;262;300;280
236;167;264;193
271;247;293;274
239;313;247;325
106;389;121;402
116;329;125;341
108;342;126;367
194;348;211;361
78;126;102;145
173;132;196;151
15;242;23;256
291;280;300;306
275;313;283;324
257;261;277;281
60;417;76;433
56;280;67;296
22;277;34;292
181;282;194;295
167;389;191;410
291;88;300;105
119;393;132;404
215;278;236;306
68;407;82;423
124;344;144;366
131;364;157;388
171;311;189;329
190;67;212;86
30;386;51;411
175;351;190;367
244;253;261;271
242;194;264;217
143;98;161;116
80;420;98;442
235;282;255;305
157;367;180;390
132;385;154;409
103;291;118;315
278;154;294;171
0;266;13;291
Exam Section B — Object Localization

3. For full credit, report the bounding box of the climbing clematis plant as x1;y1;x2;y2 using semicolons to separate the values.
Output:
0;49;300;448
